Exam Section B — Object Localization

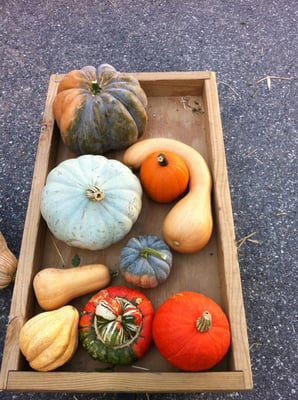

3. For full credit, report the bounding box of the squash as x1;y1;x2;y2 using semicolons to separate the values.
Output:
19;305;79;371
0;231;18;289
53;63;148;155
123;138;213;253
79;286;154;365
152;291;231;371
33;264;113;310
119;235;173;288
40;154;142;250
139;151;189;203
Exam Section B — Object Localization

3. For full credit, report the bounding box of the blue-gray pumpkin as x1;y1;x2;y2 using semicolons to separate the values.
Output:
119;235;173;288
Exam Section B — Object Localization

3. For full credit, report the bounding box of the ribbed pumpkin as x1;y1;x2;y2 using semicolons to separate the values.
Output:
53;64;148;155
119;235;173;288
0;231;18;289
79;286;154;365
152;292;231;371
19;306;79;371
139;150;189;203
40;155;142;250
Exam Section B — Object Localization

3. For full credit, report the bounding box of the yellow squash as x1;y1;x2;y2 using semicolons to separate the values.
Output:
0;231;18;289
19;305;79;371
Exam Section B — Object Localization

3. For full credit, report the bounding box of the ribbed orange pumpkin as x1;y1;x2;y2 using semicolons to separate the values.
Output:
139;150;189;203
152;291;231;371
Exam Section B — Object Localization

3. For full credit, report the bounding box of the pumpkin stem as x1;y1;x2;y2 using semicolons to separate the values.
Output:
86;185;105;202
90;80;102;95
196;311;212;332
140;247;167;261
157;153;168;166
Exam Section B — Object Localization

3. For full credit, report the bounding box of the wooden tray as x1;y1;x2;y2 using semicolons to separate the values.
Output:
0;71;253;393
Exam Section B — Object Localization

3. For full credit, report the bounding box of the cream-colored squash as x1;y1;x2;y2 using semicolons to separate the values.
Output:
40;155;142;250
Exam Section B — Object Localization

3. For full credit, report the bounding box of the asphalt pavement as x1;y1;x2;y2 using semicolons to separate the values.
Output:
0;1;297;399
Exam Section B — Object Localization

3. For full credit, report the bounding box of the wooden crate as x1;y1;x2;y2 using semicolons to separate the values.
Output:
0;71;253;393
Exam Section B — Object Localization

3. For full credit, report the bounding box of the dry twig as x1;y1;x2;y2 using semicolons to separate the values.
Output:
237;231;259;250
181;96;204;113
51;236;65;266
131;365;150;371
276;212;288;217
243;149;258;158
256;75;292;91
218;81;241;97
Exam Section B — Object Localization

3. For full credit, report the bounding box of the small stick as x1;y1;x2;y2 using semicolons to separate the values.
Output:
51;236;65;266
244;149;258;158
218;81;241;97
131;365;150;371
249;342;261;350
237;231;258;250
256;75;292;91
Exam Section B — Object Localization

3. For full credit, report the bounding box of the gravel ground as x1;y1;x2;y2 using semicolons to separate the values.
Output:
0;1;297;399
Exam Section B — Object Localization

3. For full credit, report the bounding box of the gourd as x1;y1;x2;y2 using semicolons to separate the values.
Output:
119;235;173;288
152;291;231;371
0;231;18;289
79;286;154;365
40;154;142;250
140;151;189;203
123;138;213;253
19;305;79;371
53;63;148;155
33;264;113;310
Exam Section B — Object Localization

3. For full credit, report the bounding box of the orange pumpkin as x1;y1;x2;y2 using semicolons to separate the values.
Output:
139;150;189;203
152;291;231;371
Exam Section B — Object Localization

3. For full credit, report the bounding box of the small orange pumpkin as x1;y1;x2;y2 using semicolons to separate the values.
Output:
139;150;189;203
152;291;231;371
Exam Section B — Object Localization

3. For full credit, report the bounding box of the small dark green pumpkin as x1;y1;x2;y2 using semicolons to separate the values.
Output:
53;64;148;155
119;235;173;288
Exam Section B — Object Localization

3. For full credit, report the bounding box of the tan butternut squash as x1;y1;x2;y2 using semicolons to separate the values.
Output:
33;264;112;310
123;138;213;253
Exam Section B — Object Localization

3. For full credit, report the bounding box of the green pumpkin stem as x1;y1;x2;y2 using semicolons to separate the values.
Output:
86;185;105;202
157;153;168;166
140;246;167;260
196;311;212;332
90;80;102;95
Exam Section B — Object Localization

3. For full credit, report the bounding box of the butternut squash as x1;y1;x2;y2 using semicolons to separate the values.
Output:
123;138;213;253
33;264;112;310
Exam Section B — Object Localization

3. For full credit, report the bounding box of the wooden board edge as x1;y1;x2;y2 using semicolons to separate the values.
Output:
203;72;253;389
52;70;213;97
0;74;60;390
5;370;252;393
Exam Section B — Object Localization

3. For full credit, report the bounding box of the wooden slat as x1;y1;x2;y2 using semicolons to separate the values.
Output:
133;71;211;96
6;371;247;393
203;73;253;390
0;74;60;390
